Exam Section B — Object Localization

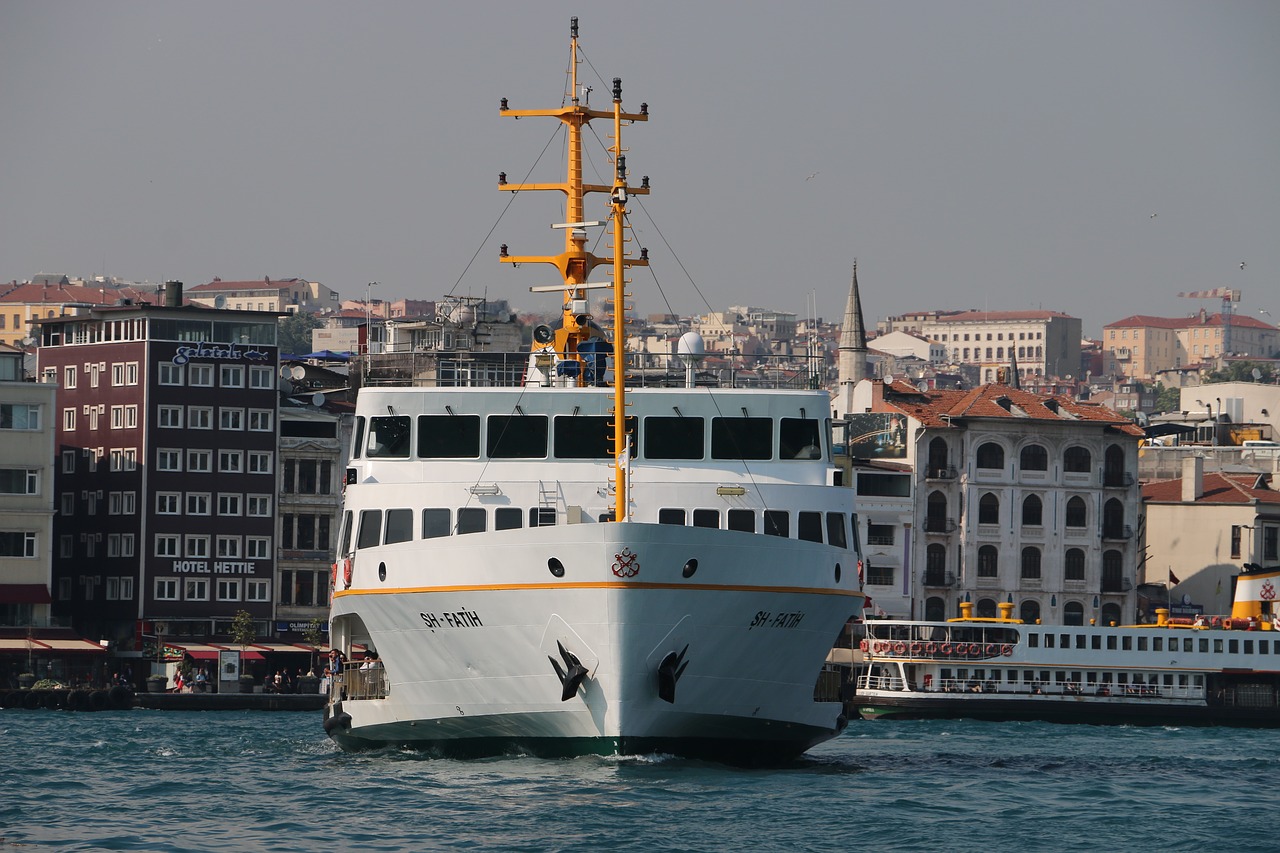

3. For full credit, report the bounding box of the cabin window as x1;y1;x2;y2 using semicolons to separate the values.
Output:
658;508;686;526
384;509;413;544
1044;634;1054;648
457;508;486;535
1214;639;1223;653
495;508;522;530
1152;637;1163;652
798;512;823;543
417;415;481;458
643;416;704;460
826;513;847;549
352;417;366;459
711;417;772;461
1137;636;1148;651
529;507;556;528
1257;640;1267;655
367;416;411;458
693;509;720;529
763;510;789;537
422;509;451;539
339;510;353;557
1229;639;1239;654
554;415;637;459
1122;636;1132;651
487;415;548;458
779;418;822;460
1244;640;1254;654
727;509;755;533
357;509;382;549
1092;636;1102;650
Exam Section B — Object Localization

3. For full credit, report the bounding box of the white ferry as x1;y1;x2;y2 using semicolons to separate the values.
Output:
856;564;1280;726
323;19;864;763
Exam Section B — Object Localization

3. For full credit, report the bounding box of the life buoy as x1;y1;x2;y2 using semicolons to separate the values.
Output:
331;562;339;589
909;642;922;655
1001;644;1014;656
859;639;868;653
925;642;938;655
940;644;953;656
969;644;982;656
342;558;353;589
894;642;906;655
985;644;998;657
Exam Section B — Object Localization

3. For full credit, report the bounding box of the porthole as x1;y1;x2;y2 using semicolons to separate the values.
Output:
378;562;387;582
682;559;698;578
834;563;841;583
548;557;565;578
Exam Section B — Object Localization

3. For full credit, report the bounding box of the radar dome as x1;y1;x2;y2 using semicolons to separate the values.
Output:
677;332;706;365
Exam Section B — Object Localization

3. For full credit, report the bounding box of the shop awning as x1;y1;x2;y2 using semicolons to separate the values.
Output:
0;584;52;604
0;639;36;651
32;638;106;654
253;643;316;654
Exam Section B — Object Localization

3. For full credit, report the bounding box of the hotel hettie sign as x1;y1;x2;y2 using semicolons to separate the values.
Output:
170;560;260;575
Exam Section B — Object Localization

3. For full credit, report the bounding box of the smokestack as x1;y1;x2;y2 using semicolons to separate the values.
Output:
163;281;183;308
1181;454;1204;502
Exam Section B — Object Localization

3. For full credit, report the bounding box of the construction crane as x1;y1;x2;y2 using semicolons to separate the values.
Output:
1178;287;1241;354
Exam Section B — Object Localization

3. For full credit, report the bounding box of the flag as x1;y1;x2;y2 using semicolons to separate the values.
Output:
1169;569;1181;586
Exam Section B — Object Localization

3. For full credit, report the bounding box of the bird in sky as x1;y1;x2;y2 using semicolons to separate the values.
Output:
1149;213;1157;218
805;172;819;181
1240;261;1247;270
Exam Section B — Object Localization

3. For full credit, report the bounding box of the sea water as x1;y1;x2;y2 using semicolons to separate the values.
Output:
1;710;1273;852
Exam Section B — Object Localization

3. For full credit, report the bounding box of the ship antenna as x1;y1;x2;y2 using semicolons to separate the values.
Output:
610;75;630;522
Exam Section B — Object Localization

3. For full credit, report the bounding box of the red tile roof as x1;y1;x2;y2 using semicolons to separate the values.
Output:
189;278;304;292
1106;313;1277;332
1142;472;1279;505
874;381;1144;435
0;283;153;305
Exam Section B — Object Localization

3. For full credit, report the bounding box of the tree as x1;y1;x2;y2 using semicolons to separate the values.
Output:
230;609;257;686
278;312;323;356
1153;383;1181;413
1205;361;1274;384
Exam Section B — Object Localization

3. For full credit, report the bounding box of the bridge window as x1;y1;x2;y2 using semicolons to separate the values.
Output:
366;415;411;458
643;416;704;460
658;508;686;526
554;415;636;459
422;508;450;539
417;414;481;458
763;510;789;537
712;417;773;460
779;418;822;460
457;508;486;535
728;509;755;532
495;508;523;530
487;414;548;458
357;509;382;549
798;511;823;543
384;509;413;544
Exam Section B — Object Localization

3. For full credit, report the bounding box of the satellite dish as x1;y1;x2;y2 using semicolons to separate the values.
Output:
311;393;326;407
213;294;227;309
676;332;706;365
290;365;306;380
1253;368;1263;381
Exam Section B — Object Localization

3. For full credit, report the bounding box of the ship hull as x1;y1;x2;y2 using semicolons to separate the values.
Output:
327;522;860;764
856;692;1280;727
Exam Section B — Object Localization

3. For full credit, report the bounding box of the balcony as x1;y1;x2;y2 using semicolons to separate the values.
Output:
922;570;956;588
923;517;958;534
926;466;958;481
1102;524;1134;542
1104;471;1135;488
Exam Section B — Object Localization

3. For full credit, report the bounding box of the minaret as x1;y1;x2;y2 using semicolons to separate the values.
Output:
1008;345;1022;389
837;261;868;416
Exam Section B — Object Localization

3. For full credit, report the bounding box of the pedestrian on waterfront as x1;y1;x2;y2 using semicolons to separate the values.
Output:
194;668;208;693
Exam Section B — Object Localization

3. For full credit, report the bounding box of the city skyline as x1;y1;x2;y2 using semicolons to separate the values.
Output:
3;2;1276;337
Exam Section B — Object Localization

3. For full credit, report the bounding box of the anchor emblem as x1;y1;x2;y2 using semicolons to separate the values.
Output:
612;548;640;578
1262;580;1276;601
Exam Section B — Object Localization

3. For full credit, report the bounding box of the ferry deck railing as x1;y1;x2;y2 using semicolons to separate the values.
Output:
856;673;1205;702
331;661;388;701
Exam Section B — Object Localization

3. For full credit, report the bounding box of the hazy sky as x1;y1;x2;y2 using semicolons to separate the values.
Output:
3;1;1276;338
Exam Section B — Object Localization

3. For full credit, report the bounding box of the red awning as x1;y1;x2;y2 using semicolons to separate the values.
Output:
183;649;265;661
185;650;219;661
0;584;52;604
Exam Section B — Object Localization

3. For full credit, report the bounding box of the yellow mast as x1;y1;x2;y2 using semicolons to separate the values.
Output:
498;17;649;521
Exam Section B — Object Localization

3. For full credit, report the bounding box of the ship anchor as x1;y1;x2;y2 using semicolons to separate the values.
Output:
657;645;690;704
548;640;589;702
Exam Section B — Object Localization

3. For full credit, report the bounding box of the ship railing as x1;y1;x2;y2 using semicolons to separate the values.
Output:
921;678;1203;701
332;662;388;701
856;674;907;692
356;350;833;391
